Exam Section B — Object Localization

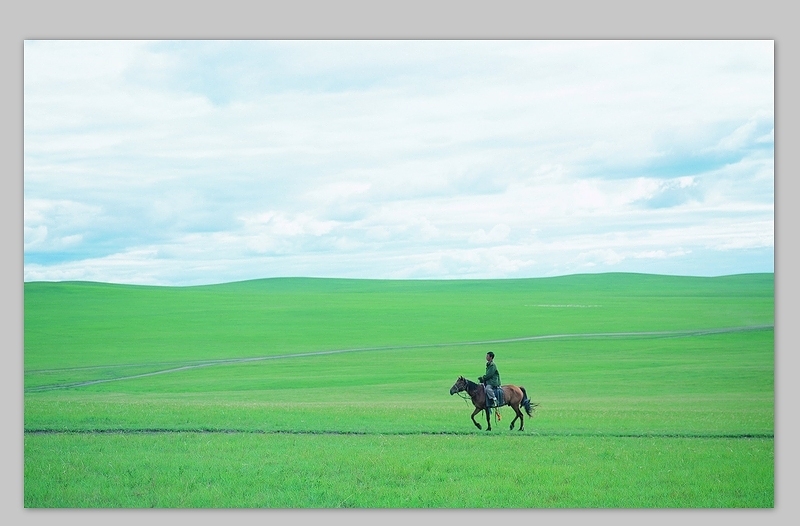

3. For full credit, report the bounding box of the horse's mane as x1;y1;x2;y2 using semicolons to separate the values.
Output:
463;377;480;390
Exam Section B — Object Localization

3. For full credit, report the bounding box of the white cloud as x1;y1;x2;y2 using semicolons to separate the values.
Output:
24;225;48;248
469;224;511;244
632;249;691;260
23;198;102;251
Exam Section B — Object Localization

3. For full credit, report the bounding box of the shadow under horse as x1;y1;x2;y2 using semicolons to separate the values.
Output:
449;376;535;431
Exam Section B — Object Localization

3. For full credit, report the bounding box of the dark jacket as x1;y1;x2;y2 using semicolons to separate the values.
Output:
479;361;501;387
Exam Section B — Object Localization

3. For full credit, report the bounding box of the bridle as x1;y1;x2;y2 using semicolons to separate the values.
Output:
453;378;473;403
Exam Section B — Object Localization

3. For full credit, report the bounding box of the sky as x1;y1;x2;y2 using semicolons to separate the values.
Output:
23;40;774;286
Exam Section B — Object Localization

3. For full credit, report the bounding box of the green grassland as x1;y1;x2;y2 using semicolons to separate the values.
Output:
23;273;774;508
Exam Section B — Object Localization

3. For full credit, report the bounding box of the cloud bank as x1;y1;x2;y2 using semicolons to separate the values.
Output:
24;40;774;285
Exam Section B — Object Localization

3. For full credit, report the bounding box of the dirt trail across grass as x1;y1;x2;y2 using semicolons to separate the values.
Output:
25;324;773;393
23;428;774;439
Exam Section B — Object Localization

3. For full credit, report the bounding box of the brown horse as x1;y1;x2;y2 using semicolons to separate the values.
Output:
449;376;536;431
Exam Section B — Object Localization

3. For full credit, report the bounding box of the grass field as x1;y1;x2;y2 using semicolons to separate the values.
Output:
23;273;774;508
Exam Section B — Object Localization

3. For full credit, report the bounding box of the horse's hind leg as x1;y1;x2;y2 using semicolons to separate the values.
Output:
514;404;525;431
509;402;520;430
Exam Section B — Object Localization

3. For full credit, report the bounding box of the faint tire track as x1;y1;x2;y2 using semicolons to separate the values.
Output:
24;324;774;393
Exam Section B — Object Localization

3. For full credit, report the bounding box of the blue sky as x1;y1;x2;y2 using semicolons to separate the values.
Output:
23;40;774;286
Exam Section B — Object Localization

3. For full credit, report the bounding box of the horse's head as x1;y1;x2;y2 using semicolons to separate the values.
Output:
449;375;467;395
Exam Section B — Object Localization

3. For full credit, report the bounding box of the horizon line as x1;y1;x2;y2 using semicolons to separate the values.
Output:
22;270;776;289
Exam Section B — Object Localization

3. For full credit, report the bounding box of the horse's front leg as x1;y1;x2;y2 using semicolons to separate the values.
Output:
485;408;492;431
470;407;482;430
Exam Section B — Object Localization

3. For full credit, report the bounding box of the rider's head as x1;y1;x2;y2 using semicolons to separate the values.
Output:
486;351;494;362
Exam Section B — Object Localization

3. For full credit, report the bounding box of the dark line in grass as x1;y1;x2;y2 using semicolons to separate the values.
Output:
23;428;774;439
25;324;774;393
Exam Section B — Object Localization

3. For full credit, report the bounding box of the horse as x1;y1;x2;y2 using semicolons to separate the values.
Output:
449;376;535;431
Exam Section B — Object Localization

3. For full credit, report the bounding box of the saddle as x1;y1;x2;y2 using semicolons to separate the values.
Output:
484;385;504;407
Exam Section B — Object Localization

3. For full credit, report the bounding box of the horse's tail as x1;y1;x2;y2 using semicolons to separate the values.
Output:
520;386;534;417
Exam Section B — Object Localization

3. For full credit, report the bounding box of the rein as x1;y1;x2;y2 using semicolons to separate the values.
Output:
457;379;488;405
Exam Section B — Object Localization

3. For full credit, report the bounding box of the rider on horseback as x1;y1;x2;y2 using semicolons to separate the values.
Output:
478;351;501;407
